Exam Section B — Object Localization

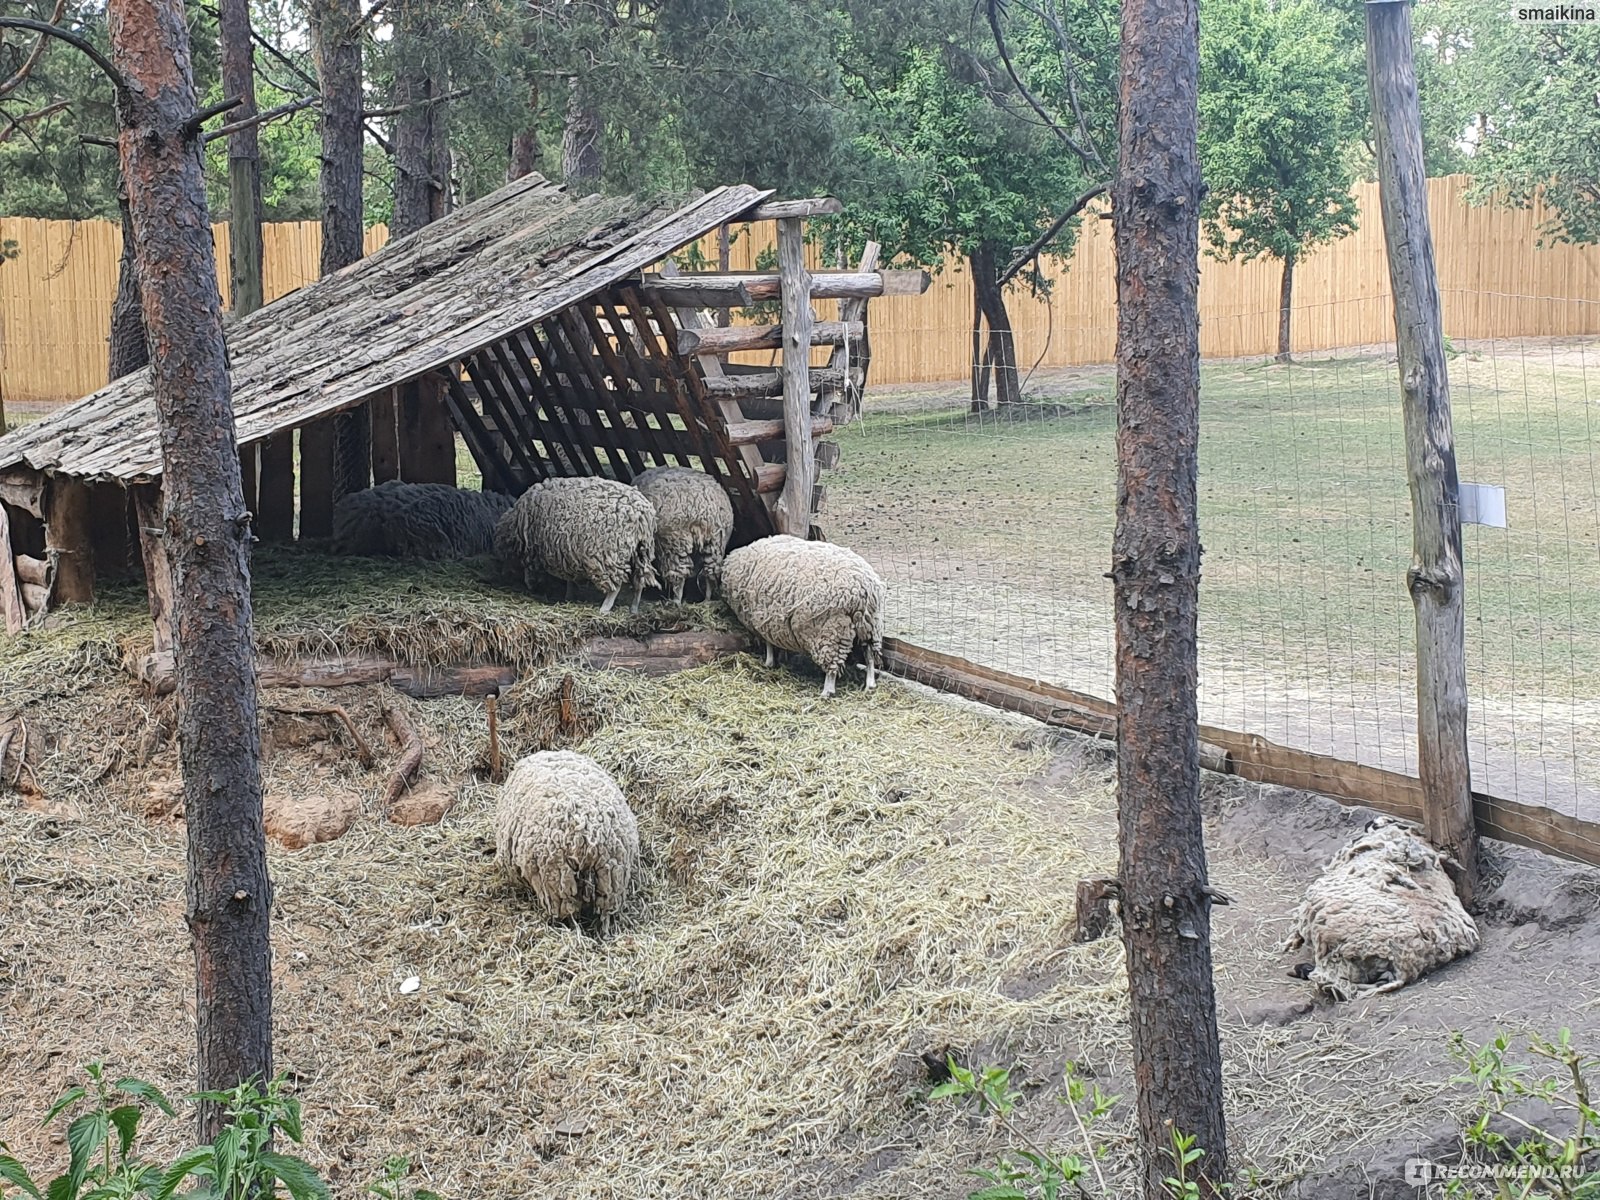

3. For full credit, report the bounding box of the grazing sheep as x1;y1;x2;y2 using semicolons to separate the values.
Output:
493;476;659;613
331;480;515;560
632;466;735;603
1284;817;1480;1000
721;534;886;698
495;750;640;935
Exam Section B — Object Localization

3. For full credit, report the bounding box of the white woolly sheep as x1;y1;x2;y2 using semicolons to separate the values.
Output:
1284;817;1480;1000
495;750;640;935
331;480;515;560
493;476;659;613
721;534;886;698
632;466;735;603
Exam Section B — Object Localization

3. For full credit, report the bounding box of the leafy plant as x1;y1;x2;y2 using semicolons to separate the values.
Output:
366;1156;442;1200
1161;1126;1209;1200
1448;1029;1600;1199
158;1077;327;1200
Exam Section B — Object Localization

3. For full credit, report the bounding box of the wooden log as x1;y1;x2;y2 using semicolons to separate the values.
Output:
823;242;881;426
775;217;815;537
643;269;929;305
13;553;47;588
1367;0;1478;903
750;197;843;220
755;463;785;494
724;416;833;447
380;699;424;807
370;387;401;484
389;663;517;698
703;367;845;400
298;419;336;539
1074;877;1120;943
256;433;296;542
20;582;48;614
132;485;175;654
264;702;376;768
399;374;458;485
677;320;862;358
582;630;751;675
0;503;24;635
0;469;45;518
44;475;94;606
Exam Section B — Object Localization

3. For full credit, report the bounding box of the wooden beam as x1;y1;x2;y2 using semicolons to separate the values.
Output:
398;374;458;485
823;242;881;425
13;554;47;587
256;432;296;542
749;197;843;220
678;320;861;358
1367;0;1478;902
0;503;24;635
702;367;845;400
775;217;815;538
755;463;785;494
370;387;401;484
724;416;833;447
44;475;94;606
642;269;929;305
131;484;174;654
298;419;336;539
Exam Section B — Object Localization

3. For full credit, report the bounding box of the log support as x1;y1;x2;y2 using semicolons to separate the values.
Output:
44;475;94;607
256;433;296;542
133;484;175;654
399;375;458;485
0;503;24;635
775;216;815;538
298;419;336;539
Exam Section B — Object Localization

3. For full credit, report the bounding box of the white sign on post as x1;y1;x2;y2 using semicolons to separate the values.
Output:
1459;483;1508;529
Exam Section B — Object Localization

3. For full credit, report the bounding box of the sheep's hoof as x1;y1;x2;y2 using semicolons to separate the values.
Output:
821;671;837;698
763;644;775;668
599;588;620;614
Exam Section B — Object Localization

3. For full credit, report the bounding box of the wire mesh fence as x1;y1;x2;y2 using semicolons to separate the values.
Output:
829;291;1600;857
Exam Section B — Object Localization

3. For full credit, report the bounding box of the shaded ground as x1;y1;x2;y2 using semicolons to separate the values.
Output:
3;557;1599;1197
831;338;1600;824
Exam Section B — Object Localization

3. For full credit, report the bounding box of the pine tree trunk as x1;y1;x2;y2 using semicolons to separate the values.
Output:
1112;0;1230;1189
219;0;264;316
507;82;541;181
1275;252;1295;363
109;182;150;381
970;244;1021;407
561;75;601;191
106;0;271;1142
391;0;449;238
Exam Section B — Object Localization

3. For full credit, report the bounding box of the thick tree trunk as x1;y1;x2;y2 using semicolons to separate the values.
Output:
109;182;150;380
311;0;368;499
1275;252;1295;363
1112;0;1229;1189
507;82;541;182
970;243;1021;408
561;75;601;191
391;0;450;238
106;0;272;1143
219;0;264;315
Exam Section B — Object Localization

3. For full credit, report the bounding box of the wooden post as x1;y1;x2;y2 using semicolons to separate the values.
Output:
775;216;814;538
44;476;94;606
0;503;24;635
299;420;336;539
370;388;401;484
399;376;458;485
132;485;175;654
715;223;731;328
1366;0;1478;903
256;434;296;542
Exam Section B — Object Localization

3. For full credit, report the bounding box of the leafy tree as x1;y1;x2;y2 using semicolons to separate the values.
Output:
1199;0;1361;362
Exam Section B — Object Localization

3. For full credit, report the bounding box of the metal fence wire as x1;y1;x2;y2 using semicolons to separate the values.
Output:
830;291;1600;860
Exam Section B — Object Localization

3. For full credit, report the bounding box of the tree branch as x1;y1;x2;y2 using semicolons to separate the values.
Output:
361;86;470;119
0;16;129;99
0;0;67;98
998;182;1108;287
0;97;68;143
983;0;1101;173
202;93;320;143
182;93;244;139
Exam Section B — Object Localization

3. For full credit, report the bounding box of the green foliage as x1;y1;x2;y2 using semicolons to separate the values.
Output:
160;1077;326;1200
366;1157;442;1200
1198;0;1361;267
1447;1029;1600;1198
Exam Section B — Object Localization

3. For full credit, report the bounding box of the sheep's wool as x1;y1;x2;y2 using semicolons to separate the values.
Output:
632;466;735;601
1285;819;1480;1000
722;535;885;683
494;476;658;604
331;481;515;559
495;750;640;932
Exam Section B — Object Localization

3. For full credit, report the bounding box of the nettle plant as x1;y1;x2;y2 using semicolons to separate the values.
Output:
0;1064;328;1200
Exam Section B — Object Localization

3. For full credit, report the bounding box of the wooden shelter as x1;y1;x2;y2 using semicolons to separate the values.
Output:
0;174;928;637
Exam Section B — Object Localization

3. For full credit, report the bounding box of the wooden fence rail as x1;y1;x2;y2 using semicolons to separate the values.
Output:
2;175;1597;406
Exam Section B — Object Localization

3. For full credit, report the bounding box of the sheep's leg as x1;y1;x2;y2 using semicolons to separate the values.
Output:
672;580;685;604
599;587;620;614
822;670;837;698
629;580;645;615
864;650;878;691
763;642;775;668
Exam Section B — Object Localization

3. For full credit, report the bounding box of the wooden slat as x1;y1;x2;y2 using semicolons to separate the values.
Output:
504;330;606;477
483;340;570;478
749;197;843;220
298;419;336;539
725;416;833;446
520;324;622;478
465;350;549;484
607;291;711;472
641;269;929;305
0;502;25;635
678;320;862;357
257;432;296;541
370;387;401;484
551;310;648;477
583;299;689;470
399;375;458;485
440;369;521;494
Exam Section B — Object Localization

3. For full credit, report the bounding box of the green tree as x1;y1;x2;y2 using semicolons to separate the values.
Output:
1199;0;1361;362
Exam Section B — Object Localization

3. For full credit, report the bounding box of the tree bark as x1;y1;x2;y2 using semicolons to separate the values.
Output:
1365;0;1478;903
1112;0;1229;1187
507;81;541;182
775;216;814;538
108;178;149;380
970;243;1022;408
1275;252;1295;364
561;75;601;191
218;0;263;316
106;0;271;1142
390;0;449;238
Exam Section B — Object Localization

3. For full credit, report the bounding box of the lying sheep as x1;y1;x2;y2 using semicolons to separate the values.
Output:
494;476;659;613
1284;817;1480;1000
721;534;885;698
332;480;516;560
632;466;735;603
495;750;639;936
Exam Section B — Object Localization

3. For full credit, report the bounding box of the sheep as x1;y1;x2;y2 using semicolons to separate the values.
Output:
495;750;640;936
631;466;735;603
330;480;515;560
720;534;886;698
1284;817;1480;1000
493;475;659;613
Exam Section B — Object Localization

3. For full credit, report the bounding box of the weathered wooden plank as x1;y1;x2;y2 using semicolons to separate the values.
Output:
749;197;842;220
1367;0;1478;901
256;432;296;542
484;340;573;477
465;350;549;484
0;469;45;517
642;269;928;305
0;502;24;635
503;330;606;478
44;475;94;606
724;416;833;447
298;419;337;539
583;298;688;470
551;310;648;477
399;375;458;485
131;484;174;654
370;388;401;484
440;370;522;494
678;320;862;357
702;367;845;400
775;217;815;538
607;291;708;471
